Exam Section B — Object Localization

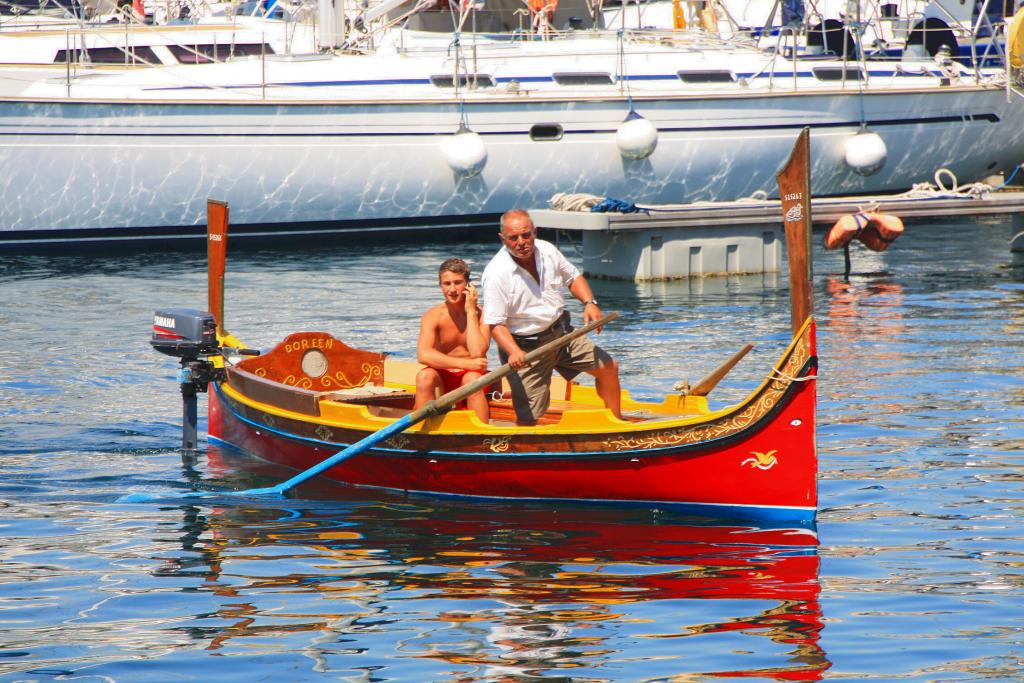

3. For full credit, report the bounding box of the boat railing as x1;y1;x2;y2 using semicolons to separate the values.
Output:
969;0;1007;81
0;4;69;32
37;0;1020;99
764;22;867;93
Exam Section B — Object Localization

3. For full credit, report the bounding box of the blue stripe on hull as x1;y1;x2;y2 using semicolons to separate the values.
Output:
1;113;999;139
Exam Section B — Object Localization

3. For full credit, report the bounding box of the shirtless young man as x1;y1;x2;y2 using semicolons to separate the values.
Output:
413;258;492;423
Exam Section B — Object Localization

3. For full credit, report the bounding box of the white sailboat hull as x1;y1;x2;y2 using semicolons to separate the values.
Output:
0;28;1021;245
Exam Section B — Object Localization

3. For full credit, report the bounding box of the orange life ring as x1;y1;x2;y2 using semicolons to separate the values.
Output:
857;212;903;251
824;212;903;252
823;213;862;250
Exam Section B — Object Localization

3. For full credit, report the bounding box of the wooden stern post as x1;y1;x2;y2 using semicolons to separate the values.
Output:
207;199;229;337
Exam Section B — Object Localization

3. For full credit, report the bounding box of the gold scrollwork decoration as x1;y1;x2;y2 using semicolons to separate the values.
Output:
602;332;812;452
385;435;410;449
362;363;383;381
483;436;511;453
320;370;359;389
315;425;334;442
283;374;314;389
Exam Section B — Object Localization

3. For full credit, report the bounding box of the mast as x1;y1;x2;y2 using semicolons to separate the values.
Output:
318;0;347;50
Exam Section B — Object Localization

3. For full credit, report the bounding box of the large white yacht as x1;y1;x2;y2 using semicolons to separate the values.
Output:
0;0;1021;248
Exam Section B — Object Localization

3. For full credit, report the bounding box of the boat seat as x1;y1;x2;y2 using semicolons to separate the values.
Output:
322;385;415;405
621;409;676;422
224;365;325;416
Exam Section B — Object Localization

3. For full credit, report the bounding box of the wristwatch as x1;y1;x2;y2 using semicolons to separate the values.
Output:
583;299;598;306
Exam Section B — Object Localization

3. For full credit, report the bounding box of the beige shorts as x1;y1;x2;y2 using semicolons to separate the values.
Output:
500;313;613;423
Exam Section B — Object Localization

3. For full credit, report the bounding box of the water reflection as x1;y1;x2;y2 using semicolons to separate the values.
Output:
823;275;905;341
821;275;907;408
154;446;830;680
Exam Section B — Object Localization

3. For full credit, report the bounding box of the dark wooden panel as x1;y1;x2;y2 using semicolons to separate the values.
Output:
236;331;386;391
225;365;321;416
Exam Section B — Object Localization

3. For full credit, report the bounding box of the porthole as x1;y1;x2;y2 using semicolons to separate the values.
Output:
301;349;329;378
530;123;563;141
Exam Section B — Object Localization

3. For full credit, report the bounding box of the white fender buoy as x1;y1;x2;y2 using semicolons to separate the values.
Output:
616;111;659;160
845;129;887;176
440;125;487;177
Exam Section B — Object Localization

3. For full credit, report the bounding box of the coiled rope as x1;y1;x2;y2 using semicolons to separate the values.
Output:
768;369;818;383
549;165;1024;214
549;192;603;211
898;167;994;199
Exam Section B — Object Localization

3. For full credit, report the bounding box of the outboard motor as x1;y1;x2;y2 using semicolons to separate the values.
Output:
151;308;223;451
152;308;218;359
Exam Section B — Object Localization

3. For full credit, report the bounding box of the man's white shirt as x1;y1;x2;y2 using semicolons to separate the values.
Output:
481;239;580;335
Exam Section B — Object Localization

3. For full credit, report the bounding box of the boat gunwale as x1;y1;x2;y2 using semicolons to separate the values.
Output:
214;353;816;460
213;317;816;446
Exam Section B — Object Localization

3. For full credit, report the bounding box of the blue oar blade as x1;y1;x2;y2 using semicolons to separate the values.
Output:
119;413;417;503
250;413;416;496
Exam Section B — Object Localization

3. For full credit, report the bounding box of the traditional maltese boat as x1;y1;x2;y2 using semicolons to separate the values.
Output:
204;322;817;522
150;132;818;523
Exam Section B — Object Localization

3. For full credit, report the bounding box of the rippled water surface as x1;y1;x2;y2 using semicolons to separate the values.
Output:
1;218;1022;681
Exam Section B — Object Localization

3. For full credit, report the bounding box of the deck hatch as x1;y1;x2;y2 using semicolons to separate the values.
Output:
430;74;496;88
677;70;735;83
812;66;864;81
552;72;614;85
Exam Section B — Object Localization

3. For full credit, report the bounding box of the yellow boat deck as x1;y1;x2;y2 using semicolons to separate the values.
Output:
220;353;713;437
212;328;807;438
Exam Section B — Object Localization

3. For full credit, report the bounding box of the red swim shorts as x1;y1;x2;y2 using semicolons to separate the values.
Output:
437;367;469;394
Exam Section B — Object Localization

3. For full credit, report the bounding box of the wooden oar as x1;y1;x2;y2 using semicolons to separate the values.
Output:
687;343;754;397
122;312;618;502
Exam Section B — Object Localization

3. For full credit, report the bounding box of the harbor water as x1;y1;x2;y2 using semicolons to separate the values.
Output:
1;217;1022;681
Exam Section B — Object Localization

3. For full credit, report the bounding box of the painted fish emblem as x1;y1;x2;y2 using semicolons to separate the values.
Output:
742;450;778;470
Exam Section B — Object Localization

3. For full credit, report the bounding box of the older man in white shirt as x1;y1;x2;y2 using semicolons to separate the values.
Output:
481;208;621;425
